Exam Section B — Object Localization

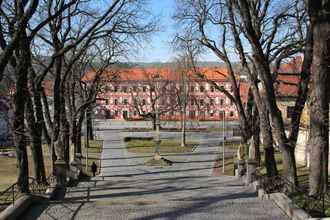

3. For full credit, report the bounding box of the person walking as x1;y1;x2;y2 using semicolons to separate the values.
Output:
91;161;98;177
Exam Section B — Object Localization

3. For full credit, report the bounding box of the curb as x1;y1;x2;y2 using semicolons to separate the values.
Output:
269;192;311;220
0;194;44;220
254;180;312;220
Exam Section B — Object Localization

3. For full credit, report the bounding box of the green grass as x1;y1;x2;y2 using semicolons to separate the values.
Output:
217;143;311;187
0;147;52;192
0;140;103;191
125;139;198;154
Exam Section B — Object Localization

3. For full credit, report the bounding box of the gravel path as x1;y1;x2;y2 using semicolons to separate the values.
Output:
23;130;288;220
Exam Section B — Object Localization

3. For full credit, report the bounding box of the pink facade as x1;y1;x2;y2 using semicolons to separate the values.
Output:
95;72;240;121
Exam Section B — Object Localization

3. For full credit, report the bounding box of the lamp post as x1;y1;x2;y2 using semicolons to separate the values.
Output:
222;110;226;173
85;111;89;172
154;75;161;160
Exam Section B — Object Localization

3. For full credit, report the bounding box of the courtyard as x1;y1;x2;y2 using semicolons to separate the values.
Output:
23;130;288;220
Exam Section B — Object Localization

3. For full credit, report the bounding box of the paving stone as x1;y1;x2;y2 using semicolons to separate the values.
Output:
23;131;288;220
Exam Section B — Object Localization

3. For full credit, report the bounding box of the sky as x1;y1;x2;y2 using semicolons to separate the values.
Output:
132;0;219;63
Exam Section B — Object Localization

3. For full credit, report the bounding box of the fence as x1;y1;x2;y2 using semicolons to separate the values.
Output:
0;175;56;207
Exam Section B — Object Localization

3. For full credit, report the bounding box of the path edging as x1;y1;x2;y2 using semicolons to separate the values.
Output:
0;194;44;220
251;180;312;220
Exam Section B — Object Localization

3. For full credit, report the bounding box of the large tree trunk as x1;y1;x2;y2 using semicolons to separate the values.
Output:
249;80;278;177
13;32;29;193
259;110;278;177
307;0;330;195
52;56;65;163
60;88;70;165
76;112;85;156
86;107;94;140
252;106;261;166
236;0;297;185
41;88;56;171
26;93;47;184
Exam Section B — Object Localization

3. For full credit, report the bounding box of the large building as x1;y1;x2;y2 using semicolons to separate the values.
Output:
91;67;247;121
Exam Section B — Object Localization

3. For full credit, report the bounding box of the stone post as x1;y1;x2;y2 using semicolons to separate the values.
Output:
236;160;246;177
54;159;67;186
245;159;257;184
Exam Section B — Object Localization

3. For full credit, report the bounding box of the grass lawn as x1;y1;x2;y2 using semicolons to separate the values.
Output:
213;141;241;176
0;140;103;192
0;145;52;192
125;139;198;154
215;142;310;182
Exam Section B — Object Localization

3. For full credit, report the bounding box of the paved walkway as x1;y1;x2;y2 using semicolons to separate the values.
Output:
24;130;288;220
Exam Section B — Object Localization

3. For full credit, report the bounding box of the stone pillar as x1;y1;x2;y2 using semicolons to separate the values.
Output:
245;159;257;184
236;159;246;177
54;159;67;186
69;154;82;180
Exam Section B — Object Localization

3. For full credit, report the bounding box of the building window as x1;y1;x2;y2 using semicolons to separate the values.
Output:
114;86;118;92
200;85;205;92
123;99;128;105
190;86;195;92
220;99;224;106
121;86;127;93
114;99;118;105
142;99;146;105
199;99;204;106
150;86;155;92
210;111;215;117
211;86;215;92
123;111;128;119
134;111;137;116
229;85;233;92
230;111;234;117
190;111;195;118
142;86;147;92
132;86;137;92
105;99;109;105
220;85;224;90
114;110;119;116
210;99;215;105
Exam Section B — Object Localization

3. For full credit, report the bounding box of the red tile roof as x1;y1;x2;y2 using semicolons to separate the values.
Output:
275;74;299;97
83;67;231;82
274;57;302;97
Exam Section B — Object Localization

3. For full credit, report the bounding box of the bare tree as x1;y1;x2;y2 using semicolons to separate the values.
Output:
231;0;310;184
129;69;179;130
173;35;201;147
306;0;330;195
174;0;277;176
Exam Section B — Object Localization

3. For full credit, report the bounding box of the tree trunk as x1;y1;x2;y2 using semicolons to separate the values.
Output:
26;93;47;183
249;80;278;177
260;110;278;177
181;104;186;147
307;0;330;195
60;89;70;165
282;145;297;184
87;107;94;140
13;31;29;193
76;112;85;156
252;106;261;166
152;116;156;130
